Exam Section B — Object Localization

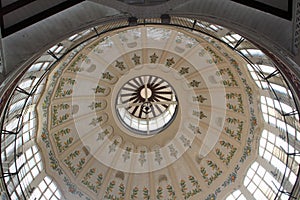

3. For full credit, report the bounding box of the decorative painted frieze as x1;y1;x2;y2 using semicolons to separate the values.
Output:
130;186;139;200
205;193;216;200
55;77;76;98
102;72;114;81
179;135;191;148
198;49;206;57
96;129;110;141
226;93;244;113
192;95;207;103
155;185;176;200
119;184;126;199
221;166;239;188
143;187;150;200
121;147;131;162
81;168;103;193
88;101;106;110
53;128;73;153
180;176;202;199
156;186;163;200
240;137;252;163
215;140;237;165
204;46;223;64
92;84;110;96
188;123;202;134
192;110;207;119
165;57;175;67
104;181;125;200
224;117;244;141
138;150;147;166
189;80;201;88
90;116;104;126
150;53;159;63
166;185;176;200
63;150;86;176
216;68;238;87
128;178;201;200
154;149;163;165
93;85;106;94
200;160;223;185
108;140;120;154
52;103;71;126
168;144;178;159
179;67;189;75
39;27;261;200
132;54;141;65
104;181;115;198
66;54;87;73
115;60;126;71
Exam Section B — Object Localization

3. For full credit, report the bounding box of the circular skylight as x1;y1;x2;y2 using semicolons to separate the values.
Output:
116;75;178;135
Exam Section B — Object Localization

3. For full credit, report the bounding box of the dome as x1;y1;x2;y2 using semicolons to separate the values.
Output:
0;4;299;200
37;25;261;199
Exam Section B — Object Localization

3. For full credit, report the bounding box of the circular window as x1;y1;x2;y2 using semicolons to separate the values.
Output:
116;75;178;135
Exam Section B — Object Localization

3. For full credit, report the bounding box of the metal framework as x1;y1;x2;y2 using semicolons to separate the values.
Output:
0;16;299;199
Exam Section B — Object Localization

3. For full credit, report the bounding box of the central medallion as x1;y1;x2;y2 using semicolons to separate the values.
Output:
116;75;178;135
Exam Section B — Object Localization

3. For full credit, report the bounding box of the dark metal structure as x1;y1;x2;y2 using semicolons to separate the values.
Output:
0;15;299;199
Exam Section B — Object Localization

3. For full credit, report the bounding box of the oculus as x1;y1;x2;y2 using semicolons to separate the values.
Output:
116;75;178;135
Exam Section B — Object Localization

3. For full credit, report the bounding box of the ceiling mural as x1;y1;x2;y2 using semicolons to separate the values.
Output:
37;26;261;199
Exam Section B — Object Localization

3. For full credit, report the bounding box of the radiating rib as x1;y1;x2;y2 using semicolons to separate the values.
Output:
138;76;144;86
154;104;163;115
120;93;137;97
154;94;172;101
155;85;169;91
122;87;137;92
130;104;140;116
155;91;173;95
133;78;141;87
121;95;138;104
152;79;165;88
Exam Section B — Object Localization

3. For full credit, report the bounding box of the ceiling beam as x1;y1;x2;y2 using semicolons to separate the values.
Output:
1;0;85;37
0;0;38;15
231;0;293;20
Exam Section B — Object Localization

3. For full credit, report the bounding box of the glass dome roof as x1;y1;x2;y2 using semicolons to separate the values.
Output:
0;18;299;200
34;25;263;199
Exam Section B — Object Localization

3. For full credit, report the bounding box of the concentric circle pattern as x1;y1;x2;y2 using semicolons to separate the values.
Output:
116;75;178;135
37;26;261;200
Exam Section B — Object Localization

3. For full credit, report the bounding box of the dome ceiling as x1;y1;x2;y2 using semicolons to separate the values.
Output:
37;26;261;199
